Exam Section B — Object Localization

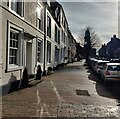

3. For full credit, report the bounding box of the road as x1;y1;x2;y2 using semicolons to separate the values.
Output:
2;60;120;118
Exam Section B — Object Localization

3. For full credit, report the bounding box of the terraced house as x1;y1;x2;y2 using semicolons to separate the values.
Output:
0;0;77;94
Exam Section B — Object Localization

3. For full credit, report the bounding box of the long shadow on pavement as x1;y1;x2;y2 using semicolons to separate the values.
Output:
86;66;120;100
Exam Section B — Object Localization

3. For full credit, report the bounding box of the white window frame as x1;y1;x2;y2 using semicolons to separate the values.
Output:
7;22;23;71
55;25;60;44
55;46;59;63
37;39;43;64
47;15;51;38
37;4;42;20
37;3;43;30
62;30;64;42
55;7;58;18
9;29;19;65
61;48;64;60
8;0;24;17
55;25;57;42
47;41;51;63
58;29;60;44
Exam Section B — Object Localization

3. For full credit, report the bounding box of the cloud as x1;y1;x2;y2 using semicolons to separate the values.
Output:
60;2;118;45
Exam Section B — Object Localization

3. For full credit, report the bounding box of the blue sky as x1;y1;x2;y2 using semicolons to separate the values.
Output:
58;1;118;46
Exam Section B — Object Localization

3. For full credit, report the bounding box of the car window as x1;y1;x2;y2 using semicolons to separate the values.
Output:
98;62;106;66
107;65;120;71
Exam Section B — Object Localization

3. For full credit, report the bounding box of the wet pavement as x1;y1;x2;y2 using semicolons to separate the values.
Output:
2;60;120;118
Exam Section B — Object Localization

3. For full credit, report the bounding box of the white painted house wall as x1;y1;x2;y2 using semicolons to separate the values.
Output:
0;5;3;85
45;7;62;72
0;1;76;90
45;9;56;71
1;2;44;86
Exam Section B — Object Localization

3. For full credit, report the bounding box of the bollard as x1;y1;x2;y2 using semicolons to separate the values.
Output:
21;67;29;88
36;65;42;80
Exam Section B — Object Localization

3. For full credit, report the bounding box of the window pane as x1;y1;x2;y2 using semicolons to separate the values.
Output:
11;0;23;16
9;49;12;56
47;16;51;38
47;41;51;63
15;49;17;56
13;32;16;39
15;41;17;48
55;25;57;42
10;40;13;47
38;52;40;62
12;49;15;56
13;40;15;47
37;5;42;19
38;42;41;47
14;56;17;64
11;0;17;12
11;57;14;64
47;16;49;27
58;30;60;44
9;28;20;66
37;40;42;63
10;31;13;39
16;33;18;40
39;19;41;30
9;57;12;64
37;46;39;51
17;2;22;16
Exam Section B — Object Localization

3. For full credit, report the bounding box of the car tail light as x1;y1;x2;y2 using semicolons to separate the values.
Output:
106;71;110;75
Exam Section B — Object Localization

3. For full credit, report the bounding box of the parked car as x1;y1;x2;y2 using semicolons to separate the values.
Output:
91;59;98;70
109;59;120;63
99;63;120;84
94;60;109;74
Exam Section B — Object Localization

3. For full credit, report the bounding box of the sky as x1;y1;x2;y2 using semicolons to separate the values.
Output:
58;1;118;47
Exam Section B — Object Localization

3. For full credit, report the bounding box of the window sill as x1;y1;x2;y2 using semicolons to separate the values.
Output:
46;36;51;40
8;8;24;21
47;62;51;65
37;62;43;66
7;66;23;72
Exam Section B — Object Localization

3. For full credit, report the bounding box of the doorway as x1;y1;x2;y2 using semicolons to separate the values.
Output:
26;42;32;74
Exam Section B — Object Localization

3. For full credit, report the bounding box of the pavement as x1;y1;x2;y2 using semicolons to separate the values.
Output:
2;60;120;118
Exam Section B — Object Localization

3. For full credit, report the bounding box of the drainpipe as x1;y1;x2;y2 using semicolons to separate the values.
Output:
43;6;46;76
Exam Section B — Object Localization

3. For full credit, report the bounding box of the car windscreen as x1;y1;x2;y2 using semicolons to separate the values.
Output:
107;65;120;71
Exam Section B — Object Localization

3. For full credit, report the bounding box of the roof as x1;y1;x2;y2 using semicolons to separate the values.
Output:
106;63;120;65
97;60;109;63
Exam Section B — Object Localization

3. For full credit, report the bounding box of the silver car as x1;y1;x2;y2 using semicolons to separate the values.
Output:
94;60;109;73
100;63;120;83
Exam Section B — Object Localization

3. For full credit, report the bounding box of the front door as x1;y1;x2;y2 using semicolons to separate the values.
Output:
26;42;32;74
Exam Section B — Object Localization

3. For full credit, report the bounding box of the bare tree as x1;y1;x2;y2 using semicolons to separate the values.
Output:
79;26;101;48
